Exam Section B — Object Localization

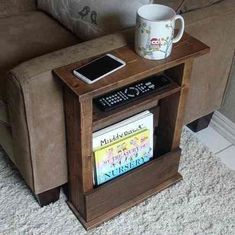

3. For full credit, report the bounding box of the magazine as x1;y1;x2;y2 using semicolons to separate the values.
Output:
94;128;152;185
92;111;153;185
93;111;153;149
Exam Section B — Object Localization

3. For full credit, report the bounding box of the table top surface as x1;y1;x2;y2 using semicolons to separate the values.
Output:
53;32;209;99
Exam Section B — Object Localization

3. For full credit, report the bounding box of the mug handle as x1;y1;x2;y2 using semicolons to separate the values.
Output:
173;15;185;43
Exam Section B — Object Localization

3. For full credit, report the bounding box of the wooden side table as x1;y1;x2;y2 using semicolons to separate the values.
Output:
53;33;209;230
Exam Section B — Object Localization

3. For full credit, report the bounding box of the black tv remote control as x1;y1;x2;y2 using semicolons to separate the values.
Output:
94;74;172;111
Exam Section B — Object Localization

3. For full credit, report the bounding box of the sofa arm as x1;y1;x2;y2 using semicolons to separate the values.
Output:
6;29;134;194
182;0;235;123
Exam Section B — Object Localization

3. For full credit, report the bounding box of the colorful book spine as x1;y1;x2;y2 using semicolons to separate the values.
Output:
94;128;152;185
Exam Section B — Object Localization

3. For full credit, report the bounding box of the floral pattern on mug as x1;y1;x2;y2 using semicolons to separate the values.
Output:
136;4;185;60
137;22;175;59
137;21;150;34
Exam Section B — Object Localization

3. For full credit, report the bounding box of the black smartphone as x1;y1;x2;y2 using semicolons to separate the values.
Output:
73;54;126;84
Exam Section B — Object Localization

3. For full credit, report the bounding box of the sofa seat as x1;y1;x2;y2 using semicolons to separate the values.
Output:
183;0;235;123
0;101;13;158
0;9;79;178
0;101;8;126
0;10;79;100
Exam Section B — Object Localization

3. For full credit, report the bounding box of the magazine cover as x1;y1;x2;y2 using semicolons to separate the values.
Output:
93;111;153;150
94;128;153;185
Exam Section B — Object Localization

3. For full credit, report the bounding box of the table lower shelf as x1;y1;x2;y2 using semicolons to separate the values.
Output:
68;172;182;230
67;148;182;230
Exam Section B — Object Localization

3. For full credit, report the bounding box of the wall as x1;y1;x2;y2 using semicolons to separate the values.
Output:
220;53;235;123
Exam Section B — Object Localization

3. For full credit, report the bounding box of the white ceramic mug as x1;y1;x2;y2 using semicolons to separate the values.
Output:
135;4;185;60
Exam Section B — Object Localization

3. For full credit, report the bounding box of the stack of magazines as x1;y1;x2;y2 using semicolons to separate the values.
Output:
92;111;154;186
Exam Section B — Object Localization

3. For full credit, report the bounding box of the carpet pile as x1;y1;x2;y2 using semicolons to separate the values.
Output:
0;128;235;234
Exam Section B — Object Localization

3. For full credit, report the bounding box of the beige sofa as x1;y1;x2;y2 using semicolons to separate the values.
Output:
0;0;234;205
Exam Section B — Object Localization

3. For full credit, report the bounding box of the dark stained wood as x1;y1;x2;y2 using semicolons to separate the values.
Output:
63;87;93;217
35;187;60;207
187;112;214;132
150;105;160;156
93;81;180;131
53;33;210;230
170;60;194;149
166;64;185;85
156;60;194;155
53;32;209;99
85;148;181;221
156;92;180;155
68;172;182;230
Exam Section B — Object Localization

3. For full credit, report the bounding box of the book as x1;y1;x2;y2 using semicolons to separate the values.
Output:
93;111;153;149
92;111;154;185
93;128;152;185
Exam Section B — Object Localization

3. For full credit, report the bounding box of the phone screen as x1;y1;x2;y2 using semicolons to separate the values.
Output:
74;55;123;81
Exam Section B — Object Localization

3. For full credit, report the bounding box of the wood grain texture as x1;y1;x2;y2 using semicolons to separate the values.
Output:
53;33;209;99
85;148;181;221
68;172;182;230
171;60;194;150
63;88;93;217
156;60;194;155
53;33;210;230
93;81;180;131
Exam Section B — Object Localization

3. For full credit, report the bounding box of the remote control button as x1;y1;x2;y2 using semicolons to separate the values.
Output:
119;91;128;100
94;75;171;111
124;87;140;97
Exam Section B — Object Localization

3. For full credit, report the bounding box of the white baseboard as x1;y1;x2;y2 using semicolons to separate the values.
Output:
210;111;235;145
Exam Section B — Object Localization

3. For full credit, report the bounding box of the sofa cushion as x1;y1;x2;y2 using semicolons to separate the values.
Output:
7;29;133;194
0;0;36;18
181;0;223;13
183;0;235;123
0;11;79;100
153;0;182;10
154;0;223;13
37;0;150;40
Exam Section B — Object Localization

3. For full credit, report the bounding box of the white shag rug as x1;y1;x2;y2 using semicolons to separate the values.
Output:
0;128;235;235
